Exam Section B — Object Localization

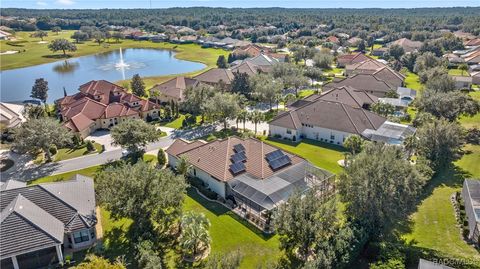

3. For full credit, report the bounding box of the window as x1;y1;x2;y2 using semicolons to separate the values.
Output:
330;134;335;140
286;129;292;134
90;228;95;240
73;230;90;244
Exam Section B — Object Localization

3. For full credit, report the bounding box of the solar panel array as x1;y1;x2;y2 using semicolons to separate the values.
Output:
230;143;247;174
266;149;292;170
231;151;247;163
230;162;246;174
233;143;245;153
266;149;283;162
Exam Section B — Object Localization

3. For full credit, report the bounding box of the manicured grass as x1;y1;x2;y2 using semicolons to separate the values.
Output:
448;68;469;77
1;31;228;72
54;143;102;162
160;114;185;129
404;71;423;91
455;144;480;178
28;165;102;185
298;89;317;98
264;137;346;174
169;188;282;268
459;91;480;129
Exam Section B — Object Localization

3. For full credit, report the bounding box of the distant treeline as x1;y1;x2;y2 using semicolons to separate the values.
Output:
1;7;480;36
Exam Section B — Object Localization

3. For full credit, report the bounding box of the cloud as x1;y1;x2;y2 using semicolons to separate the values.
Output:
55;0;75;5
36;1;47;6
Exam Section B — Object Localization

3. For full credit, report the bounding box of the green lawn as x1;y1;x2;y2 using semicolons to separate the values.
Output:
404;71;423;91
1;31;227;72
459;91;480;129
264;138;346;174
448;68;469;77
298;89;317;98
160;114;186;129
54;143;102;162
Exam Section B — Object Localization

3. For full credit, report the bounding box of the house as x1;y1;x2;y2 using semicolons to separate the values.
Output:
461;179;480;245
268;98;386;145
193;68;235;87
389;38;423;53
56;80;160;138
166;137;335;231
230;61;264;76
452;76;472;90
326;36;340;44
0;175;97;269
347;37;363;47
149;76;199;103
317;86;378;109
336;52;372;67
444;53;465;66
371;47;388;57
464;50;480;65
345;59;405;88
471;71;480;84
417;259;455;269
232;44;272;58
323;73;397;97
0;102;26;129
465;38;480;48
233;53;281;72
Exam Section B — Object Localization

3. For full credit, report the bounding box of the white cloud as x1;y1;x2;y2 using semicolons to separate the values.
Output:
36;1;47;6
55;0;75;5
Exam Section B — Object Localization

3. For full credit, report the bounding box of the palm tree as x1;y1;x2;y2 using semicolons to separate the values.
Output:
177;156;191;176
343;135;364;155
248;111;265;135
180;212;211;259
150;89;162;118
238;110;248;132
403;135;417;159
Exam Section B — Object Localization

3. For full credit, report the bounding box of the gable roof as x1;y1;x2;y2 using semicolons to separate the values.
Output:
150;76;199;101
337;52;372;65
323;73;395;95
390;38;423;52
0;180;26;191
1;194;64;258
269;99;386;135
168;137;305;182
193;68;235;84
319;86;378;108
230;61;262;76
346;59;387;73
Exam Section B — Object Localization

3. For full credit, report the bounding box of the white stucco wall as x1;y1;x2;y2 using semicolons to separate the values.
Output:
269;123;353;146
167;153;226;198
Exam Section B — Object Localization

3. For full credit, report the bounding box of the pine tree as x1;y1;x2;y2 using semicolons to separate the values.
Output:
131;74;146;97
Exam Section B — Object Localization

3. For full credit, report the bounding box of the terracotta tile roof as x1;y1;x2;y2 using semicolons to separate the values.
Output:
326;36;339;43
166;139;207;156
121;93;142;103
193;68;235;85
78;80;126;104
65;113;95;132
168;137;304;181
62;98;107;121
270;99;386;135
337;53;372;66
465;38;480;46
103;103;138;118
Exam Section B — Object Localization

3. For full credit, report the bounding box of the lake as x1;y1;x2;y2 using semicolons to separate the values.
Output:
0;48;206;102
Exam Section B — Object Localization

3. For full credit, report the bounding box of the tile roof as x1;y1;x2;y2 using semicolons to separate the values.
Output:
319;86;378;108
390;38;423;52
193;68;235;84
78;80;125;104
149;76;199;101
323;73;395;96
0;194;64;258
165;139;207;157
0;180;26;191
269;99;386;135
337;53;372;66
168;137;305;182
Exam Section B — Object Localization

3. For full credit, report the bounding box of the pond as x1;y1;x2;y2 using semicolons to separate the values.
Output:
0;48;206;102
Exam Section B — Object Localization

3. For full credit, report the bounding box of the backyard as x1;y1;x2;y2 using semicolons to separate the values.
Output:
29;155;282;268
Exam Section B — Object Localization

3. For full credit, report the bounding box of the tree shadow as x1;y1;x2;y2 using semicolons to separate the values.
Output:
186;188;276;241
42;54;73;59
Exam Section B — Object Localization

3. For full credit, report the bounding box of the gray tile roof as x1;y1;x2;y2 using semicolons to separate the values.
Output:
270;99;386;135
0;179;26;191
1;194;64;258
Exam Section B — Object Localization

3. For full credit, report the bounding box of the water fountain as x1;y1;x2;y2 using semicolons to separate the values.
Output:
115;47;129;69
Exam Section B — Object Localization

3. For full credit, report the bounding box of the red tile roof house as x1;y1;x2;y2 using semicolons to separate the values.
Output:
56;80;160;138
0;175;97;269
336;52;372;67
166;137;335;231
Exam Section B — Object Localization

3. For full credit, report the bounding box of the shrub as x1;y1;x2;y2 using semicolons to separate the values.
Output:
157;148;166;167
49;145;57;155
206;134;217;141
86;140;96;152
463;228;470;238
187;177;218;200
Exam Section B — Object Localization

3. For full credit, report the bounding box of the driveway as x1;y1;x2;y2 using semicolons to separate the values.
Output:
0;125;218;182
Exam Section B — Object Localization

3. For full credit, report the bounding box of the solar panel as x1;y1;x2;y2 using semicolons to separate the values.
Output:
233;144;245;153
266;149;284;162
230;162;246;174
231;151;247;163
269;155;292;170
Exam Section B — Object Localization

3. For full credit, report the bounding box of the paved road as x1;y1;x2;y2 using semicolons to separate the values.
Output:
1;124;218;182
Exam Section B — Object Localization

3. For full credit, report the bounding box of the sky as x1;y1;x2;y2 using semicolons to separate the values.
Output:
1;0;479;9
